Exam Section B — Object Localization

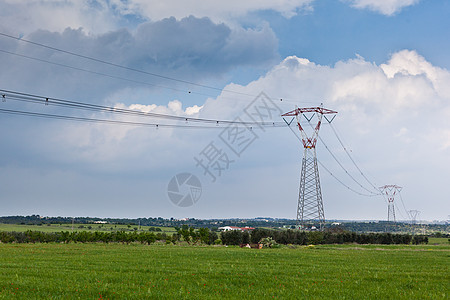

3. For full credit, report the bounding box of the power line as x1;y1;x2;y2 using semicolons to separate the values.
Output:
317;159;379;197
317;133;379;195
285;120;379;197
0;107;279;129
0;89;287;127
394;204;407;221
398;191;410;221
0;48;208;97
0;47;316;106
0;32;229;93
0;32;315;105
329;123;380;193
306;121;380;195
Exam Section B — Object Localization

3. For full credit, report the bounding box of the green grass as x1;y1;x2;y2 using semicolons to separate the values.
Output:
428;237;449;245
0;243;448;299
0;223;176;233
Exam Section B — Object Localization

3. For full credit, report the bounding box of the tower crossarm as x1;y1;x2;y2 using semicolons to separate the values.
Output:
379;185;402;222
281;107;338;116
281;106;337;149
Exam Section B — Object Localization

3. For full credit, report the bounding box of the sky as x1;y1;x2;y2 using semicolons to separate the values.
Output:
0;0;449;221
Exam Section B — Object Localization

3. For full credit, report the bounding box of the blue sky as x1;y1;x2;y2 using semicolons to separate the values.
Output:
0;0;449;221
230;0;450;86
276;1;449;66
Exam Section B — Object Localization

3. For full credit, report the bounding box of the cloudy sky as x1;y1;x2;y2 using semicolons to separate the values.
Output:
0;0;449;221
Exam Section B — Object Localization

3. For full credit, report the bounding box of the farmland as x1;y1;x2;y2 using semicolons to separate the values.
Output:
0;242;448;299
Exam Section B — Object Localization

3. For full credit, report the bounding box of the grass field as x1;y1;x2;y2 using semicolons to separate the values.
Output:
0;243;448;299
0;223;177;233
428;237;449;245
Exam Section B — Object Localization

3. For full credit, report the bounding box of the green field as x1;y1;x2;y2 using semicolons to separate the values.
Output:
0;223;176;233
427;237;449;245
0;243;448;299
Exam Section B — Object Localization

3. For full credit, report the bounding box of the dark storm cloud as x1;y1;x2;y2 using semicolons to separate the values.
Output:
0;16;277;101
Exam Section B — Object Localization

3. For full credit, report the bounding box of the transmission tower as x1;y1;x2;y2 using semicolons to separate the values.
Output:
282;106;337;230
408;210;420;235
379;185;402;222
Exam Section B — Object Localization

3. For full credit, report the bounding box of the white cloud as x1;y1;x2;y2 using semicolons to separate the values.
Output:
0;0;119;35
1;49;449;220
381;50;450;98
344;0;420;16
64;49;450;171
440;130;450;151
116;0;314;22
0;0;313;35
119;100;203;116
194;50;449;219
52;100;205;165
0;0;422;39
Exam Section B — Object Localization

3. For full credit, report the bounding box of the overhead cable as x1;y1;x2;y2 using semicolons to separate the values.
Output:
398;192;411;221
0;32;316;105
0;49;207;97
329;123;380;193
0;89;287;127
306;121;380;195
0;107;282;129
285;121;379;197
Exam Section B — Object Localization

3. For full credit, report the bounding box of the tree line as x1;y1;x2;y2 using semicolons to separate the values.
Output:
0;225;218;245
0;227;428;245
220;229;428;245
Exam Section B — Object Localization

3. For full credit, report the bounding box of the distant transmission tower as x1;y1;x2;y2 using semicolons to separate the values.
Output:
282;106;337;230
408;210;420;235
380;185;402;222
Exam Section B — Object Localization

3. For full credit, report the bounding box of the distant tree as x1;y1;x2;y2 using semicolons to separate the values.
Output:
178;225;191;244
189;227;199;243
242;231;250;244
250;229;272;244
307;231;324;245
209;231;218;245
433;232;443;238
198;228;210;244
221;230;243;245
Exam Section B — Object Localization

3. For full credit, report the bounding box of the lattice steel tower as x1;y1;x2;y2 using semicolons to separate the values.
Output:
408;210;420;235
380;185;402;222
282;106;337;230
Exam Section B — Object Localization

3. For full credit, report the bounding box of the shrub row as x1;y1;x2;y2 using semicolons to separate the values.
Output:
0;230;169;244
221;229;428;245
0;229;428;245
0;228;221;245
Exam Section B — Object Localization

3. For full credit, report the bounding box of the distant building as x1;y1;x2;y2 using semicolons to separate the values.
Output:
218;226;255;232
94;221;107;224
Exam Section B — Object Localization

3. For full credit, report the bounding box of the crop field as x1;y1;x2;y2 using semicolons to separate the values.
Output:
0;243;448;299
